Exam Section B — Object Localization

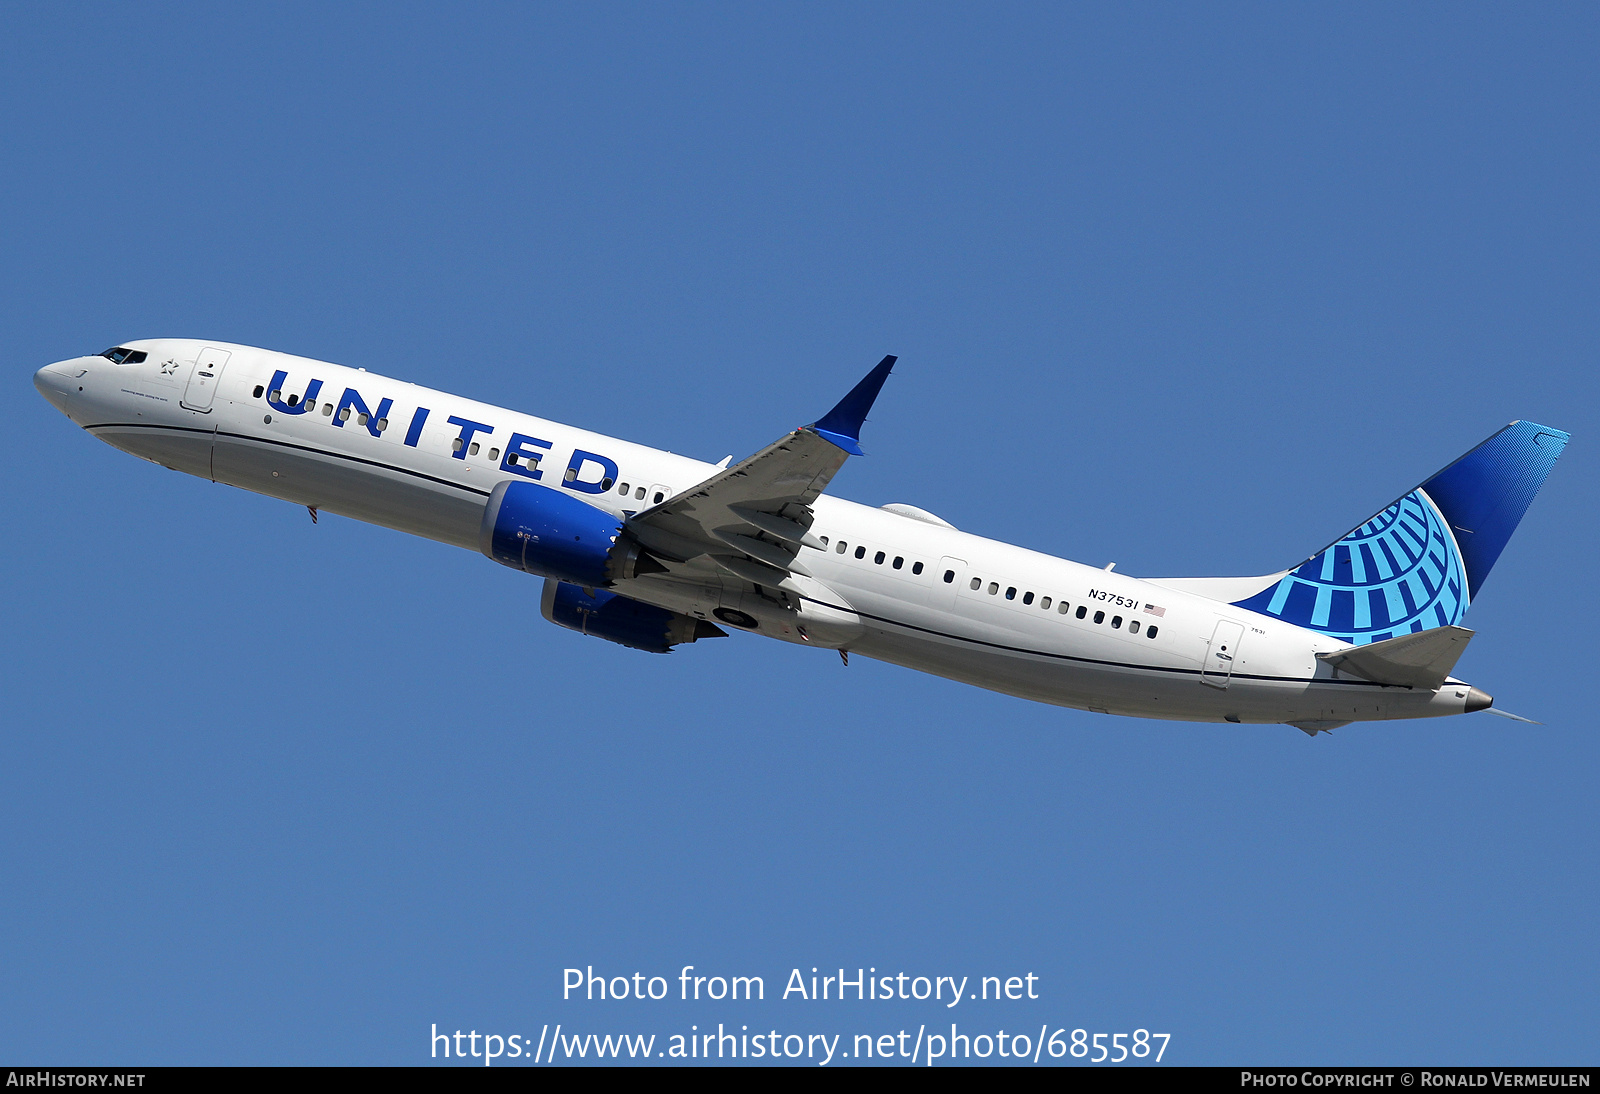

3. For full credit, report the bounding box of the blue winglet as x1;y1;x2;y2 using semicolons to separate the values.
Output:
809;355;897;456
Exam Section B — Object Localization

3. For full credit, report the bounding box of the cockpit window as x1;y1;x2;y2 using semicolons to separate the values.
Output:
100;347;147;364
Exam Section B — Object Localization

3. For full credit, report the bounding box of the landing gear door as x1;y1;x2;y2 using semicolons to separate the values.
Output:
935;557;967;611
1201;620;1246;689
181;347;232;412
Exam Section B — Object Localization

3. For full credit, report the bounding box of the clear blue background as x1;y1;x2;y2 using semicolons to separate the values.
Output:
2;2;1595;1065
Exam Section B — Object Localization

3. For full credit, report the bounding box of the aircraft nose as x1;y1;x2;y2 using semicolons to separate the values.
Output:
34;361;80;416
34;364;71;413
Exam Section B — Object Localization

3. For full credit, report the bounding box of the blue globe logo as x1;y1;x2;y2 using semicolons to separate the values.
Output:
1235;488;1469;645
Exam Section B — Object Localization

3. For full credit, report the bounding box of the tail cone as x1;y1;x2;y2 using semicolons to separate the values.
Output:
1465;687;1494;713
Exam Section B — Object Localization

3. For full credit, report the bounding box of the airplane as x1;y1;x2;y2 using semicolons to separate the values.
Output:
34;340;1568;734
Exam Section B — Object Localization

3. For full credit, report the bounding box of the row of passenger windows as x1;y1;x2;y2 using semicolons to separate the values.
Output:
815;532;1160;638
950;573;1161;637
816;537;925;575
615;482;667;504
255;386;394;431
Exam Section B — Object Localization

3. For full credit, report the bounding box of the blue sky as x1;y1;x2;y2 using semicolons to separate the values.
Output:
2;3;1595;1065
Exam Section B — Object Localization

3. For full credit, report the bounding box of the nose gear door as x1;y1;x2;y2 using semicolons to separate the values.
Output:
181;346;232;412
1201;620;1246;689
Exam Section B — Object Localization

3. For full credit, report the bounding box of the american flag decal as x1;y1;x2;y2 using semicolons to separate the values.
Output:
1144;603;1166;617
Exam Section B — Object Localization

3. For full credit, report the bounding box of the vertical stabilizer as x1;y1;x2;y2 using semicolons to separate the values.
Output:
1232;421;1569;645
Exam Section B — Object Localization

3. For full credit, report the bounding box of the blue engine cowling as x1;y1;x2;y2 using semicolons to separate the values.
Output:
541;579;726;654
479;479;626;586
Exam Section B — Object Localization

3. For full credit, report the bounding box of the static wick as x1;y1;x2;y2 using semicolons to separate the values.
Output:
307;505;319;524
840;649;849;667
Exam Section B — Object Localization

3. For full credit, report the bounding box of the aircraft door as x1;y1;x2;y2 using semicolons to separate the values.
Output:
935;557;967;611
181;347;232;412
1201;620;1246;689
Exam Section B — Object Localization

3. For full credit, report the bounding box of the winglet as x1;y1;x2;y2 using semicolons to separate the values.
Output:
809;355;897;456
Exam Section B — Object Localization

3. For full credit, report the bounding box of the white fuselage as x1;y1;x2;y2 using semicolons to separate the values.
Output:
35;339;1481;725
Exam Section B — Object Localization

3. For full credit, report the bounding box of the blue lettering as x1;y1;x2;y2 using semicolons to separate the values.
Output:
447;415;494;459
403;406;430;447
334;387;395;438
501;432;552;479
564;449;618;494
265;370;323;415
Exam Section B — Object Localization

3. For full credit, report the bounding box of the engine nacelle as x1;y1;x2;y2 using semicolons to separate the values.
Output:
479;479;626;587
541;579;726;653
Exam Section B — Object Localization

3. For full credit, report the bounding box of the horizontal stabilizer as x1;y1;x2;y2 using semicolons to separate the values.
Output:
1316;625;1473;690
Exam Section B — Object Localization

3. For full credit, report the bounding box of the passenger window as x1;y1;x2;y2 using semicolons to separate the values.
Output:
654;491;665;503
987;582;999;595
820;536;829;547
1129;620;1140;634
838;542;849;554
1111;615;1122;629
507;453;520;465
305;400;316;413
1023;592;1034;605
322;404;333;416
969;577;981;590
358;413;370;426
564;468;577;481
340;407;352;422
469;441;480;455
253;385;264;399
1040;596;1051;609
618;482;630;494
1094;610;1105;624
913;562;923;575
1076;606;1087;619
452;438;463;452
601;477;614;490
892;556;903;569
376;418;388;432
1005;587;1016;600
874;551;885;565
489;448;500;461
270;389;282;402
1147;625;1159;639
944;570;956;584
1059;601;1069;614
287;394;299;406
855;546;866;559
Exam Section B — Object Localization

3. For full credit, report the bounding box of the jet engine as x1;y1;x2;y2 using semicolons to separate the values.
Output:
479;479;636;586
541;579;726;653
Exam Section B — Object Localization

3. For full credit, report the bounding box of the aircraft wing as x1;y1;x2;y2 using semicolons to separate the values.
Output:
621;356;895;594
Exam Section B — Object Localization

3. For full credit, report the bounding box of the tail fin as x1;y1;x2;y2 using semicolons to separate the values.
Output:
1230;421;1569;645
